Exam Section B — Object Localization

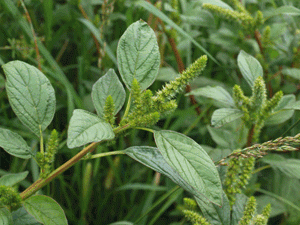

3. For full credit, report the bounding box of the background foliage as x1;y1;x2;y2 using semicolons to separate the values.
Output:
1;0;300;224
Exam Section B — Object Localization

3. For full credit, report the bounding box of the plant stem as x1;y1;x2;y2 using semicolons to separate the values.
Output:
83;150;126;160
20;142;99;200
20;124;131;200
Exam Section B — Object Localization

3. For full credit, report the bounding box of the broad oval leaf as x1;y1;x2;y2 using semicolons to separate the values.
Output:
0;128;31;159
187;86;235;108
117;20;160;90
211;108;243;127
23;195;67;225
237;50;263;88
125;146;206;199
67;109;115;148
91;69;125;117
12;207;41;225
196;192;231;225
0;171;29;186
154;130;223;206
3;61;56;137
0;207;13;225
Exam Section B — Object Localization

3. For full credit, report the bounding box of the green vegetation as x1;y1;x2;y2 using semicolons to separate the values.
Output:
1;0;300;224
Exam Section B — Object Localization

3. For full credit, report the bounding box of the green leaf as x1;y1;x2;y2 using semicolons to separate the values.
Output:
0;171;29;186
261;154;300;179
211;108;243;127
237;50;263;88
265;5;300;19
154;130;223;206
12;207;41;225
0;208;13;225
231;194;248;225
91;69;125;117
2;61;56;137
207;121;247;149
125;146;205;199
117;20;160;90
196;192;231;225
282;68;300;80
186;86;234;108
108;222;134;225
67;109;115;148
78;18;117;65
23;195;67;225
0;128;31;159
136;1;219;65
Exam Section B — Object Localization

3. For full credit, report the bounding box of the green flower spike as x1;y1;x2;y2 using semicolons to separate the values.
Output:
0;185;22;211
183;197;197;210
104;95;116;126
153;55;207;104
183;209;210;225
239;196;257;225
250;76;267;114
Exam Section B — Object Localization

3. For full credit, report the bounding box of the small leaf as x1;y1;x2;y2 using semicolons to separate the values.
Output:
207;122;247;149
3;61;56;137
237;50;263;88
196;192;231;225
0;171;29;186
125;146;204;199
211;108;243;127
91;69;125;117
23;195;67;225
261;154;300;179
67;109;115;148
154;130;223;206
0;128;31;159
117;20;160;90
0;207;13;225
187;86;235;108
12;207;41;225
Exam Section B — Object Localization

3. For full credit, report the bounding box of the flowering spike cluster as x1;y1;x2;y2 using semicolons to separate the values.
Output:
183;209;211;225
104;95;116;126
262;26;272;47
239;196;257;225
153;55;207;105
183;197;198;210
224;150;255;207
37;130;59;179
202;2;263;33
0;185;22;211
232;76;283;142
121;56;207;128
262;204;271;220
